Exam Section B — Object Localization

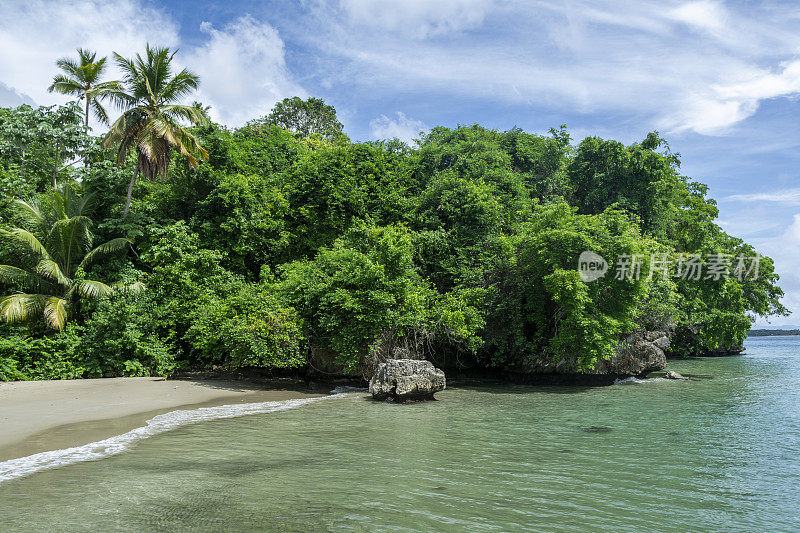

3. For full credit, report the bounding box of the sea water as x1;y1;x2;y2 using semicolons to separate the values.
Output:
0;336;798;531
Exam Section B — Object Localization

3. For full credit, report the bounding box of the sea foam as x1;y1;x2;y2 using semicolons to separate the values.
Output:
0;392;348;484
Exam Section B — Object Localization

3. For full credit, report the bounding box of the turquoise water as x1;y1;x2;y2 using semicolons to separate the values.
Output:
1;337;799;531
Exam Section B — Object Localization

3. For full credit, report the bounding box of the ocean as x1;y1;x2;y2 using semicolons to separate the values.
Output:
1;336;798;531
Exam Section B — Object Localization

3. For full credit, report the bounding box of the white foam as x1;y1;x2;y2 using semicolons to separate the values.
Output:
613;376;645;385
330;385;367;394
0;392;347;484
613;376;669;385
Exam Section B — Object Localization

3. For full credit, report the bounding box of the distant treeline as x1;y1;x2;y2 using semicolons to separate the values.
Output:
747;329;800;337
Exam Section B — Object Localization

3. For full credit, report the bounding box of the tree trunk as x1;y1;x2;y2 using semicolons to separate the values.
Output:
53;143;59;188
84;97;90;167
123;168;138;218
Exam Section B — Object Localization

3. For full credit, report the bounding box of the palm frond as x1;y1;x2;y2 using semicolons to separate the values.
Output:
0;265;52;293
0;265;35;283
162;104;209;126
159;69;200;103
75;280;113;299
13;198;45;227
78;237;130;270
112;280;147;295
1;228;51;261
0;294;48;325
88;94;110;125
47;216;92;272
54;57;81;77
43;296;69;330
47;74;83;96
36;259;71;287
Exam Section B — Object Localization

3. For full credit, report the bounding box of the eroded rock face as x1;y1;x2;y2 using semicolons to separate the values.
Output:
521;330;670;377
369;359;446;402
595;330;669;376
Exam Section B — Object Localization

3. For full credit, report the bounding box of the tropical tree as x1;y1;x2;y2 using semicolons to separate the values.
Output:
47;48;117;128
265;96;345;139
0;185;137;330
104;45;209;216
0;103;90;191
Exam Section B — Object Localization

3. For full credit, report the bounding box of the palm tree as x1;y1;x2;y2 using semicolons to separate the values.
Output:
47;48;117;128
104;45;209;216
0;185;139;330
192;101;211;114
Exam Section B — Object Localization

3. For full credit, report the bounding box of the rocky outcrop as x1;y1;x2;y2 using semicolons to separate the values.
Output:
664;370;692;380
595;330;669;376
519;330;670;378
369;359;446;402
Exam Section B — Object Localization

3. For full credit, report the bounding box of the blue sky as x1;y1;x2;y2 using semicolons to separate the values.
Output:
2;0;800;325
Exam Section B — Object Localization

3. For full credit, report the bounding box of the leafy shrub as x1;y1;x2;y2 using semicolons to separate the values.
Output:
186;283;304;369
0;328;84;380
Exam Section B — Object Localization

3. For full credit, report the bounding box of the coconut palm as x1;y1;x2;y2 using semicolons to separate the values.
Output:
0;185;139;330
47;48;117;128
104;45;209;216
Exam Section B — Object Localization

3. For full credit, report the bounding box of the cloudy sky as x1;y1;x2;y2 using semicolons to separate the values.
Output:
2;0;800;325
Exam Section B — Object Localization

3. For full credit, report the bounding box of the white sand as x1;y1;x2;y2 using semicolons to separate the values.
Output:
0;377;322;460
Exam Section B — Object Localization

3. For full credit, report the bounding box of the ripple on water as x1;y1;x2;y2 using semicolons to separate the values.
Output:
1;341;799;531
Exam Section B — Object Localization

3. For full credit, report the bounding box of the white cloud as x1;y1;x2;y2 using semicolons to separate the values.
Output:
186;15;305;126
0;0;178;108
783;214;800;244
369;112;427;144
339;0;493;39
726;188;800;205
666;0;727;33
307;0;800;135
0;4;305;129
665;60;800;134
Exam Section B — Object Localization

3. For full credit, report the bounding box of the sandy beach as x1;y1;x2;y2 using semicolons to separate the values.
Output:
0;378;324;461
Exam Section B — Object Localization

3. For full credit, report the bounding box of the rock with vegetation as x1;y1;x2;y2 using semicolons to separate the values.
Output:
369;359;446;402
520;330;670;377
597;331;670;376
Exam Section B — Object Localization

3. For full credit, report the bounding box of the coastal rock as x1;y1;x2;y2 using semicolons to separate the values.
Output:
595;330;669;376
369;359;446;402
664;370;692;380
515;330;670;378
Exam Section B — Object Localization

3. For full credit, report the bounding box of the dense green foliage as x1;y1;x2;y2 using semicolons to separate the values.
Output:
261;96;345;140
0;89;787;380
0;184;134;330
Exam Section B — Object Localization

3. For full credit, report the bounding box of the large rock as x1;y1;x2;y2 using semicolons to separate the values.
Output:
521;330;669;377
369;359;446;402
595;330;669;376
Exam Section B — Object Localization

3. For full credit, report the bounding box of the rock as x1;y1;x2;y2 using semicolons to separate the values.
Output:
593;330;669;377
369;359;446;402
664;370;692;380
486;329;671;379
652;336;671;350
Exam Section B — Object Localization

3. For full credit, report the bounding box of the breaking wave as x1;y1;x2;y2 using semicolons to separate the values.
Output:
0;392;349;484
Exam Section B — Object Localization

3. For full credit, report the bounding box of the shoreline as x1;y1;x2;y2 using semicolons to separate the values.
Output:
0;377;326;462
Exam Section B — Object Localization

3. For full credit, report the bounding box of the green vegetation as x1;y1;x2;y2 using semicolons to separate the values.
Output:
0;46;787;380
47;48;118;128
0;184;135;330
103;45;209;216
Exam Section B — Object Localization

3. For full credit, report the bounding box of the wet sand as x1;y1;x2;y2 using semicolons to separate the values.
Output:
0;378;324;461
